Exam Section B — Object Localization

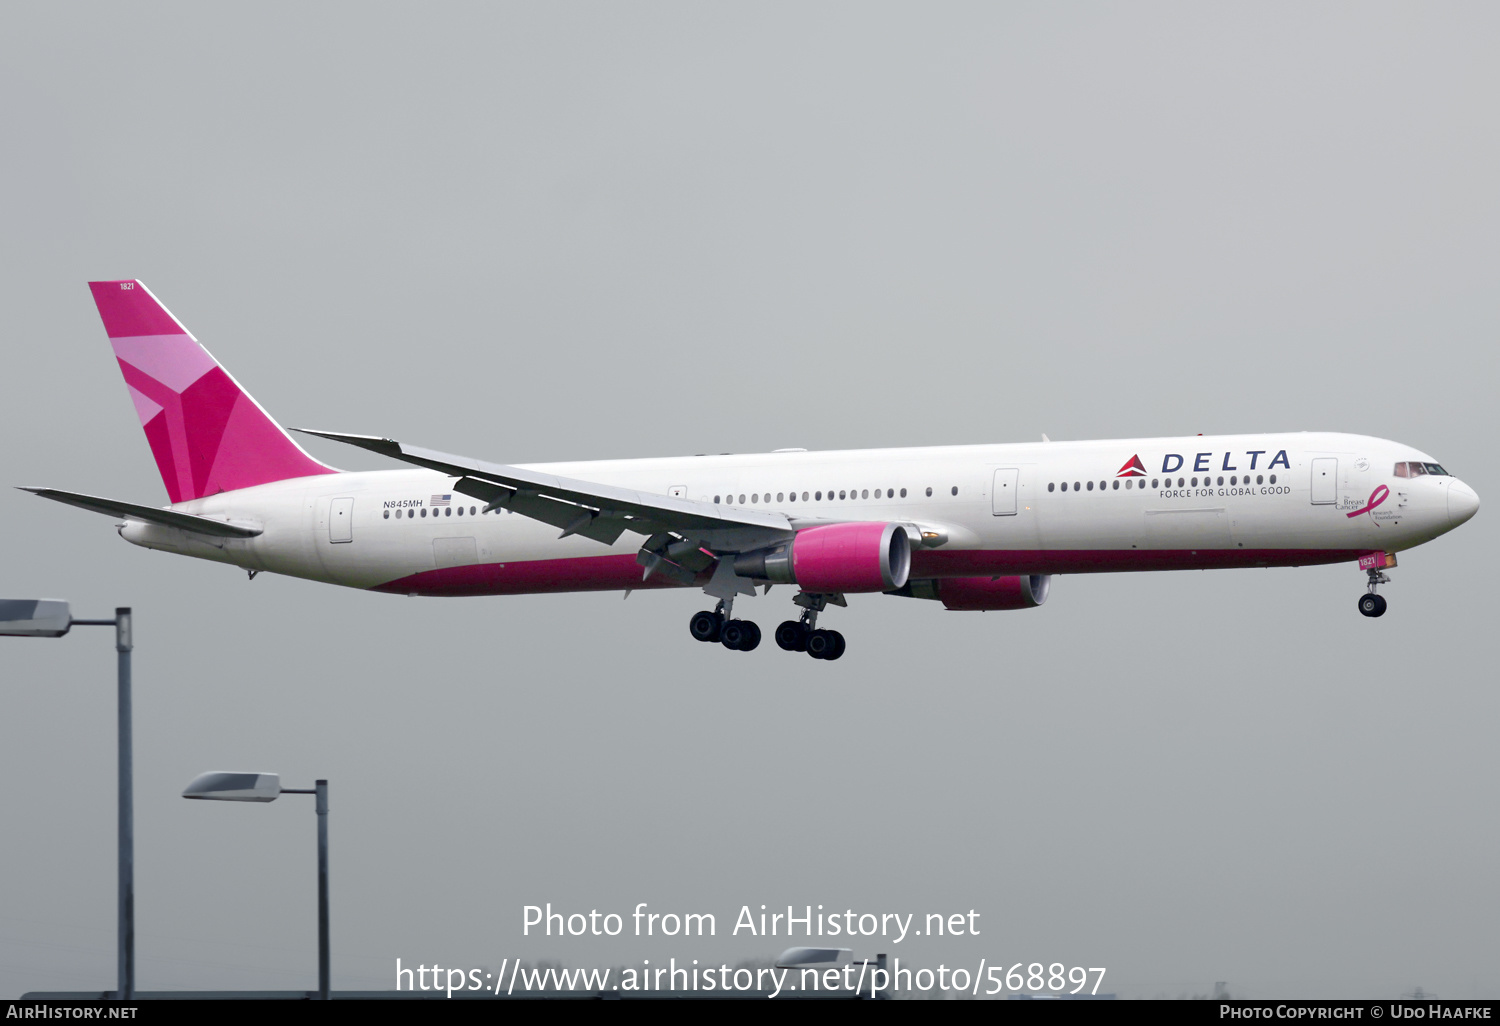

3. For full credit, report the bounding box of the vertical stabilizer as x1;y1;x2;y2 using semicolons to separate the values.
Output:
88;280;337;503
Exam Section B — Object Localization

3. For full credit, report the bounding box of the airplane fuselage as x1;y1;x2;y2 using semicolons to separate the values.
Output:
121;431;1476;598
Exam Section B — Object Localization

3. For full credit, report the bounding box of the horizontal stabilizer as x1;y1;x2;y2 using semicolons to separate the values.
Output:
18;487;263;538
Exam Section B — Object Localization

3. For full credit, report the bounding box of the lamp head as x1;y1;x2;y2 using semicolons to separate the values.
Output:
0;599;72;638
182;772;282;802
775;947;853;971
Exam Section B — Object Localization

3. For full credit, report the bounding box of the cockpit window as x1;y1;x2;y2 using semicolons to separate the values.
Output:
1393;461;1449;478
1424;463;1448;476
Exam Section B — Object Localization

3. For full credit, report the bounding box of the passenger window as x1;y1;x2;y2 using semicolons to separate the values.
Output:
1087;481;1094;491
1048;482;1055;492
1112;480;1119;490
421;508;427;517
1216;476;1223;486
839;490;847;500
861;489;869;499
1269;474;1277;484
900;488;907;498
383;510;390;519
951;486;958;496
926;487;933;497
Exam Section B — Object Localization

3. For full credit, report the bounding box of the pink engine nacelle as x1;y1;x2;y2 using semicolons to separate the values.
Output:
733;522;911;593
897;574;1052;610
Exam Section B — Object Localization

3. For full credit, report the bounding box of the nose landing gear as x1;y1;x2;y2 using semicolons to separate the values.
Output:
1358;567;1390;618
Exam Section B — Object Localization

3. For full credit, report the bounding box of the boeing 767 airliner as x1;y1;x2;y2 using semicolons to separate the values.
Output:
21;281;1481;660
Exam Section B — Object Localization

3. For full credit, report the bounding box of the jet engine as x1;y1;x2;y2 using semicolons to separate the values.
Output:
893;574;1051;611
734;522;911;593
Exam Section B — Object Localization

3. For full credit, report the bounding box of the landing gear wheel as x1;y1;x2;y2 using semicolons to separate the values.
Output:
739;621;761;651
807;629;843;660
1358;594;1387;618
720;620;759;651
689;610;723;643
775;620;809;651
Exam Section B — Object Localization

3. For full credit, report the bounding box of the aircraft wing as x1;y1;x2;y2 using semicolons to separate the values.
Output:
18;487;264;538
294;430;795;553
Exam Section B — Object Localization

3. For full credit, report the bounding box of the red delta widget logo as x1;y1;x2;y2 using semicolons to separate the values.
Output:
1118;449;1291;477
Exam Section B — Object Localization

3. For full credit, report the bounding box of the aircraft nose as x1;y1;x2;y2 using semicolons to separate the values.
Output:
1448;479;1480;528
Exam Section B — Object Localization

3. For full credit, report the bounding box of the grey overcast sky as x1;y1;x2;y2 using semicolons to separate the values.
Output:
1;1;1496;1000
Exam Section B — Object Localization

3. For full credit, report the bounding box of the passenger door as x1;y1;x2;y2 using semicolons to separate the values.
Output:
991;468;1019;515
1310;458;1337;505
329;497;354;543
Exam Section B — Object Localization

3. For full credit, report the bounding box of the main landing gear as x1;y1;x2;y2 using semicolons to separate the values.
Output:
1358;567;1390;618
774;620;845;660
774;591;845;661
689;603;761;651
687;592;846;659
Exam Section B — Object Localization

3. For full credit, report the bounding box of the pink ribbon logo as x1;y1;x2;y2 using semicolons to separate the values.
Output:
1346;485;1390;519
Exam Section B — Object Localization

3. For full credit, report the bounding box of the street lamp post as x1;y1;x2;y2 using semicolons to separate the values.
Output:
0;599;134;1000
182;772;331;1000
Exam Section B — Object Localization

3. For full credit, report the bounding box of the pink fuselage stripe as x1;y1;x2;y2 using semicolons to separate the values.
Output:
370;554;702;597
372;548;1368;597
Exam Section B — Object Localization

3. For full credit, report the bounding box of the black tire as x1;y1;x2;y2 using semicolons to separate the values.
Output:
720;620;746;650
690;610;722;643
775;620;807;651
806;629;832;659
1358;594;1386;618
739;621;761;652
825;630;846;661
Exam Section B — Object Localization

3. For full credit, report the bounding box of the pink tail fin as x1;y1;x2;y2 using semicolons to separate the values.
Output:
88;280;337;503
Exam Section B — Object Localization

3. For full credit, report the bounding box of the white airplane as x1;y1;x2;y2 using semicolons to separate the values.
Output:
23;280;1480;660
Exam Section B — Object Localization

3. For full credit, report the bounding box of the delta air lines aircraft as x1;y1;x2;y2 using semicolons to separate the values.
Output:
23;281;1481;660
